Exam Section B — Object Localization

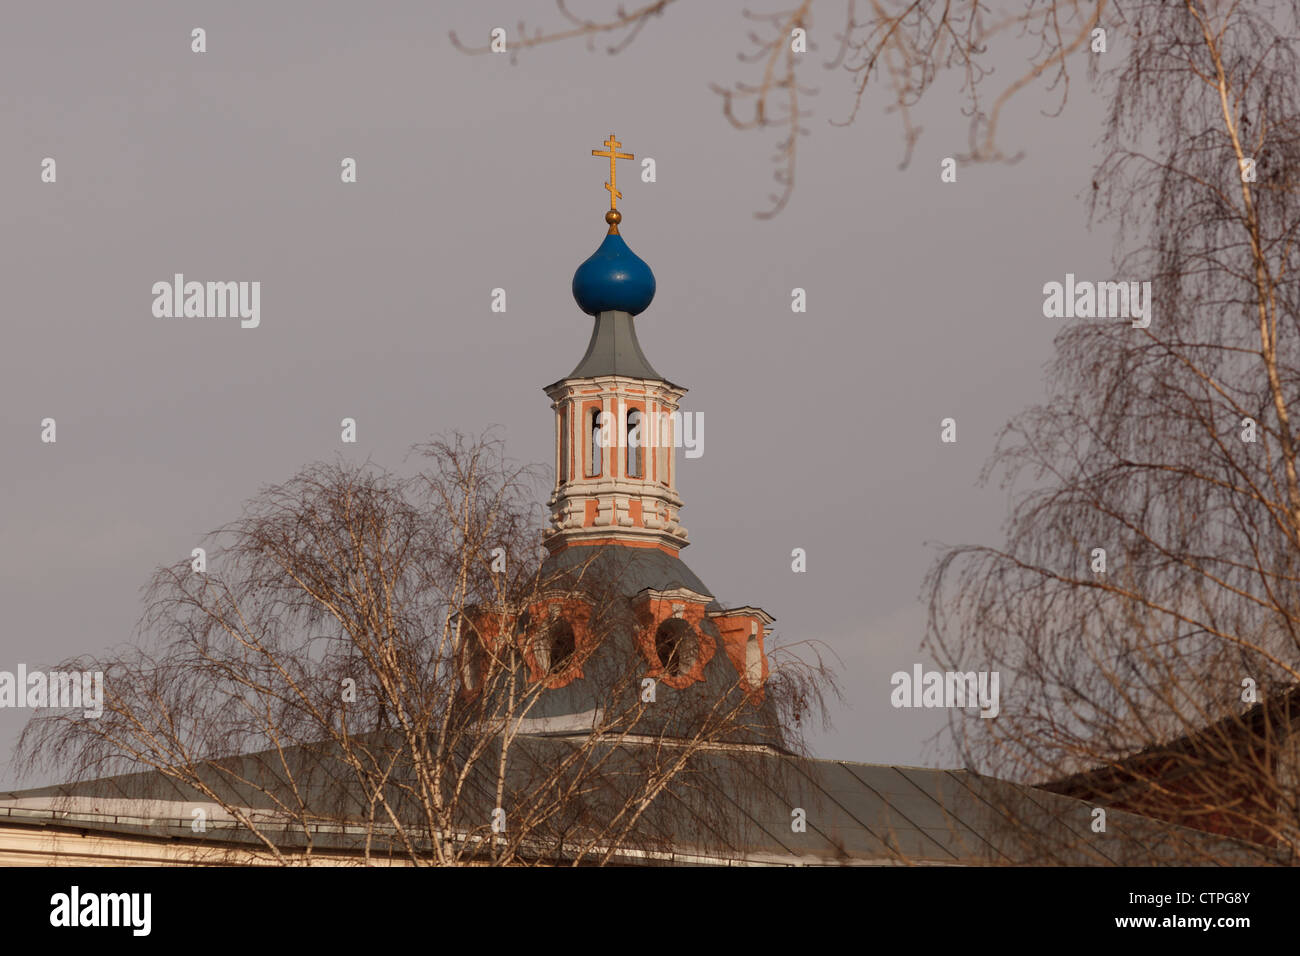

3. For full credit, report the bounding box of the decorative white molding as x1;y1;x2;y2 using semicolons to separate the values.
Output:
544;374;691;551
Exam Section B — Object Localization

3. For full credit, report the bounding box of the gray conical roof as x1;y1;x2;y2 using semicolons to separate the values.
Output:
565;310;668;382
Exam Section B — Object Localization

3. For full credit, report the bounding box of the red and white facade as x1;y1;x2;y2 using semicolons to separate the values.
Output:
544;373;689;555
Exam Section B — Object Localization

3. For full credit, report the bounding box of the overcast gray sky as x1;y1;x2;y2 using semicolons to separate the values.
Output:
0;1;1117;786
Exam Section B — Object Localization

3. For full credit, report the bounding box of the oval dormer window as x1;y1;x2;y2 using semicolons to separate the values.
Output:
654;618;695;677
547;618;576;673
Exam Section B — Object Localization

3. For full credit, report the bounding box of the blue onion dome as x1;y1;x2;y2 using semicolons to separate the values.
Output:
572;221;656;317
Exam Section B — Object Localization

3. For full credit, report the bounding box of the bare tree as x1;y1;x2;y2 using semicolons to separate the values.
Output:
452;1;1109;216
16;432;835;865
926;1;1300;864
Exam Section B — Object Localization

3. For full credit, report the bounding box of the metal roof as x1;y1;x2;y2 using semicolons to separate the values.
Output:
540;543;713;601
0;734;1268;865
556;310;668;383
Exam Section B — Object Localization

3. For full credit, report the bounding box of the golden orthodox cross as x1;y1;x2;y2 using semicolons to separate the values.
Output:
591;134;633;211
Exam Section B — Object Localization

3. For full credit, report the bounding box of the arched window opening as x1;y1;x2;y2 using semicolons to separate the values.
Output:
656;411;673;487
459;621;485;692
559;409;569;483
627;408;642;478
654;618;695;677
745;626;763;685
586;408;603;477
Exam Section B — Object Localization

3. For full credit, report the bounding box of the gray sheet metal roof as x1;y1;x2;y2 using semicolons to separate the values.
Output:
0;735;1269;865
540;544;713;601
561;310;668;382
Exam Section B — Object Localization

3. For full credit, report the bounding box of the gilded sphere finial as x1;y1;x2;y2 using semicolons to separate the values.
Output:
605;209;622;226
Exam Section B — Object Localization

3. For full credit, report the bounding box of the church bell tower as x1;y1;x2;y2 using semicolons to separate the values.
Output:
544;134;689;556
519;134;775;715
